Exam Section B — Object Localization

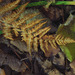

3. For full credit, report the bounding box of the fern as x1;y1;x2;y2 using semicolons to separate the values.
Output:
0;1;75;55
0;0;21;15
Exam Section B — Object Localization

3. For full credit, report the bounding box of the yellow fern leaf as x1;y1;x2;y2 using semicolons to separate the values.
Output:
0;0;21;15
33;37;38;52
39;39;45;53
29;21;47;34
21;18;45;30
21;30;28;42
3;27;13;40
12;13;40;28
43;35;58;49
2;2;29;24
1;1;52;55
33;27;50;37
26;33;33;55
44;40;49;51
39;27;51;38
55;34;75;45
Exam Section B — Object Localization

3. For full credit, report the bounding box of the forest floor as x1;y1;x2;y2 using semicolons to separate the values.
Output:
0;0;75;75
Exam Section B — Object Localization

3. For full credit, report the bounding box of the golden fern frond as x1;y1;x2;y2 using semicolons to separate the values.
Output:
1;2;29;40
3;27;13;40
33;27;50;37
1;1;51;55
2;22;13;40
33;37;38;52
42;34;75;50
29;21;47;34
1;0;75;56
26;33;33;55
42;35;58;50
55;34;75;45
0;0;21;15
11;13;40;37
2;2;29;24
2;1;75;55
21;19;46;41
12;13;40;27
20;12;40;23
21;18;45;29
21;18;51;54
39;39;45;53
39;27;51;39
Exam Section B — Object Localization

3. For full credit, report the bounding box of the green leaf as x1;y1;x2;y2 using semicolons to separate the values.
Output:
60;43;75;62
56;14;75;62
0;30;3;34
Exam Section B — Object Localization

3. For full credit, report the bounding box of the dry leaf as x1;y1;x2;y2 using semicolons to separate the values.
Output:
10;40;34;53
0;49;26;72
70;60;75;74
0;68;6;75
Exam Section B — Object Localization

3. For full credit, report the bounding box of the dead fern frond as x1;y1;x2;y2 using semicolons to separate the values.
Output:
42;35;58;49
0;0;21;15
1;2;51;55
21;18;51;54
21;18;44;29
1;1;75;55
55;34;75;45
3;27;13;40
42;34;75;50
2;2;29;24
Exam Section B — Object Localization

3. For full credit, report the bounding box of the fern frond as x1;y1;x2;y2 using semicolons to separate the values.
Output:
12;13;40;28
55;34;75;45
21;18;45;29
44;40;49;51
0;0;21;15
26;33;33;55
29;21;47;34
33;37;38;52
21;29;27;41
3;27;13;40
1;1;51;55
2;2;29;24
0;1;61;55
39;39;45;53
42;35;58;49
39;27;51;38
21;18;51;54
20;12;40;22
11;13;39;37
33;27;50;37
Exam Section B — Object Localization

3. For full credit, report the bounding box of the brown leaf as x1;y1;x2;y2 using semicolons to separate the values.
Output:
0;49;26;72
70;60;75;74
48;69;63;75
44;40;60;57
10;40;33;53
